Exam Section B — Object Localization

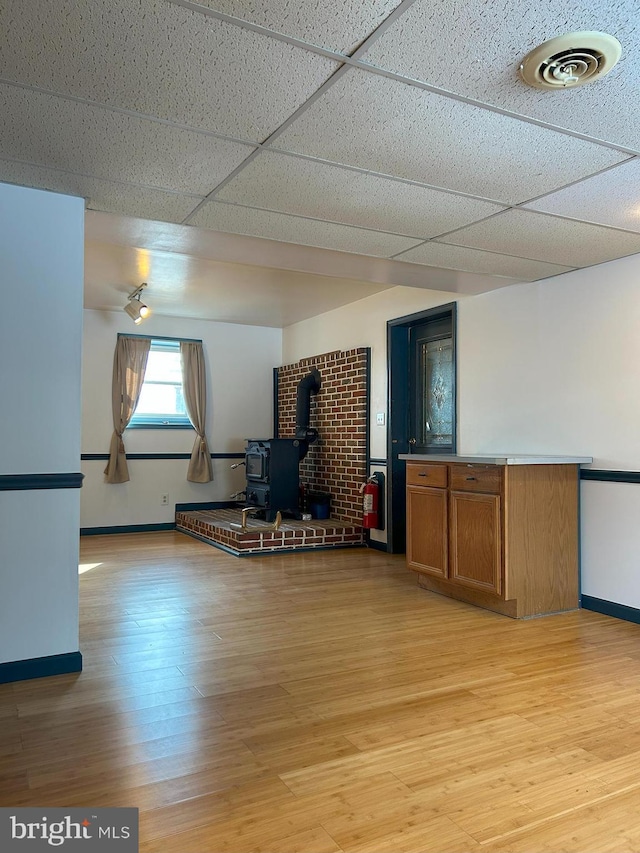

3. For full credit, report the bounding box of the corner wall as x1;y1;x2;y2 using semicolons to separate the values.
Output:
0;183;84;667
81;309;282;528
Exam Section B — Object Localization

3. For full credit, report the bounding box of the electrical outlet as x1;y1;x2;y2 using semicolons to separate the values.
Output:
160;493;169;506
376;412;386;426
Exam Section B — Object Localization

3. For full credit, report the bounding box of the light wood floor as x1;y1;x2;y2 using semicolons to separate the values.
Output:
2;532;640;852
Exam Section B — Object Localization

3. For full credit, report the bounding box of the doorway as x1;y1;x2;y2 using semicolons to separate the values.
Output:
387;303;457;553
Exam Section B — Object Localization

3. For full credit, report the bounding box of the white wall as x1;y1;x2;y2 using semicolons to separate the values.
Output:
0;183;84;664
457;256;640;464
81;309;282;527
283;254;640;610
581;482;640;608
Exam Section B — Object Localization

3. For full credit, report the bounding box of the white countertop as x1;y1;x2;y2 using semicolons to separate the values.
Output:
399;454;593;466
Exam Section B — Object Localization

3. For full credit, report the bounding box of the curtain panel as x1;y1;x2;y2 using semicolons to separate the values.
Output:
104;336;151;484
180;341;213;483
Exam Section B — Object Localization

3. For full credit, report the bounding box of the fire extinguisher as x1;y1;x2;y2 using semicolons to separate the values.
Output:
361;476;379;529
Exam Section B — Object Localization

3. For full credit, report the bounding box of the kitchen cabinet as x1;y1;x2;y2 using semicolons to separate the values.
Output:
402;455;591;618
406;485;448;578
449;490;501;595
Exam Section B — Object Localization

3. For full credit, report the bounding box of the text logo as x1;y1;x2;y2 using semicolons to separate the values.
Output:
1;809;138;851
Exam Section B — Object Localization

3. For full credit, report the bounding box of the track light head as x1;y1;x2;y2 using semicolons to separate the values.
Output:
124;283;151;324
124;300;144;324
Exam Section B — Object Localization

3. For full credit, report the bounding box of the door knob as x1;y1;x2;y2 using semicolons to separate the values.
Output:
408;438;417;445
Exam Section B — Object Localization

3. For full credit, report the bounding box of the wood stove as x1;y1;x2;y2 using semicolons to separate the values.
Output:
244;438;303;521
241;368;322;522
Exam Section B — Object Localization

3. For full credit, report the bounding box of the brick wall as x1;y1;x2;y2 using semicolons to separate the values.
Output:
276;348;369;525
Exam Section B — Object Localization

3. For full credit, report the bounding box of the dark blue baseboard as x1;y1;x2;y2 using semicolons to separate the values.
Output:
80;522;176;536
175;500;237;512
581;595;640;625
0;651;83;684
80;505;239;535
367;537;389;553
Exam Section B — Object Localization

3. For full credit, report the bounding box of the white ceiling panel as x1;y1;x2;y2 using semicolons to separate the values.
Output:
525;158;640;232
217;151;505;236
0;159;201;223
441;210;640;268
397;242;574;281
274;70;627;203
192;0;404;53
190;201;424;257
361;0;640;151
86;210;513;295
0;84;254;197
85;239;394;327
0;0;339;140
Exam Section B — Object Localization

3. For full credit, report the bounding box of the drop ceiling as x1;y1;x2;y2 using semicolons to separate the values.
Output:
2;0;640;326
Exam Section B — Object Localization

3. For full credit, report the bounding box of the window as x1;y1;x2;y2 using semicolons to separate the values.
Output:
129;339;191;428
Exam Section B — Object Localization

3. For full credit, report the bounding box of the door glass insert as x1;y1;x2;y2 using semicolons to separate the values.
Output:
419;337;453;447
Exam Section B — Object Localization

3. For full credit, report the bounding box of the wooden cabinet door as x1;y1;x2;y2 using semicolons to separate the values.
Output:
449;491;502;595
406;485;448;578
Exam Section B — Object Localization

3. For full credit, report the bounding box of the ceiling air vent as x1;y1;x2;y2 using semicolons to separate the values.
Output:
519;31;621;89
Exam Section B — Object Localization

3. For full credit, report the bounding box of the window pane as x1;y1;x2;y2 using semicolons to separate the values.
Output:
130;342;189;423
136;382;187;417
143;350;183;383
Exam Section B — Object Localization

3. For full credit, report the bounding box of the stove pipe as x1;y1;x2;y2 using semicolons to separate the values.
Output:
295;368;321;446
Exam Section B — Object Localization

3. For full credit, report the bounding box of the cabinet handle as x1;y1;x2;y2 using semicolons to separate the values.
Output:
465;476;477;481
418;472;428;477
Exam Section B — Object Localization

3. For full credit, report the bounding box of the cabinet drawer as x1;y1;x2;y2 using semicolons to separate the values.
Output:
406;463;447;488
450;464;502;494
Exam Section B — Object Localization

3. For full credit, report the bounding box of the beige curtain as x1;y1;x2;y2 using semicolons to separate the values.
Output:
104;336;151;484
180;341;213;483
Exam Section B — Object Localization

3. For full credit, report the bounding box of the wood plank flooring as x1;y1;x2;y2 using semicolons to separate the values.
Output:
2;531;640;851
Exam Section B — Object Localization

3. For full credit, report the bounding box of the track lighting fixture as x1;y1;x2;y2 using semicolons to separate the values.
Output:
124;283;151;324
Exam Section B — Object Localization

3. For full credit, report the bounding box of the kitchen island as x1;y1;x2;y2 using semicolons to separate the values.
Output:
399;454;592;618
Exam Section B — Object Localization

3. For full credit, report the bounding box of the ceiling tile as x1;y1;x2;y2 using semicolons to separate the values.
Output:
193;0;404;54
217;151;505;236
0;159;201;223
525;158;640;232
440;210;640;268
0;84;254;196
397;241;573;281
87;209;506;294
190;201;423;257
361;0;640;151
274;70;627;203
0;0;339;141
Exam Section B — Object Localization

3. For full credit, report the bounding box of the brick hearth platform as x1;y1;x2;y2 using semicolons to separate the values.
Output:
176;508;364;556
